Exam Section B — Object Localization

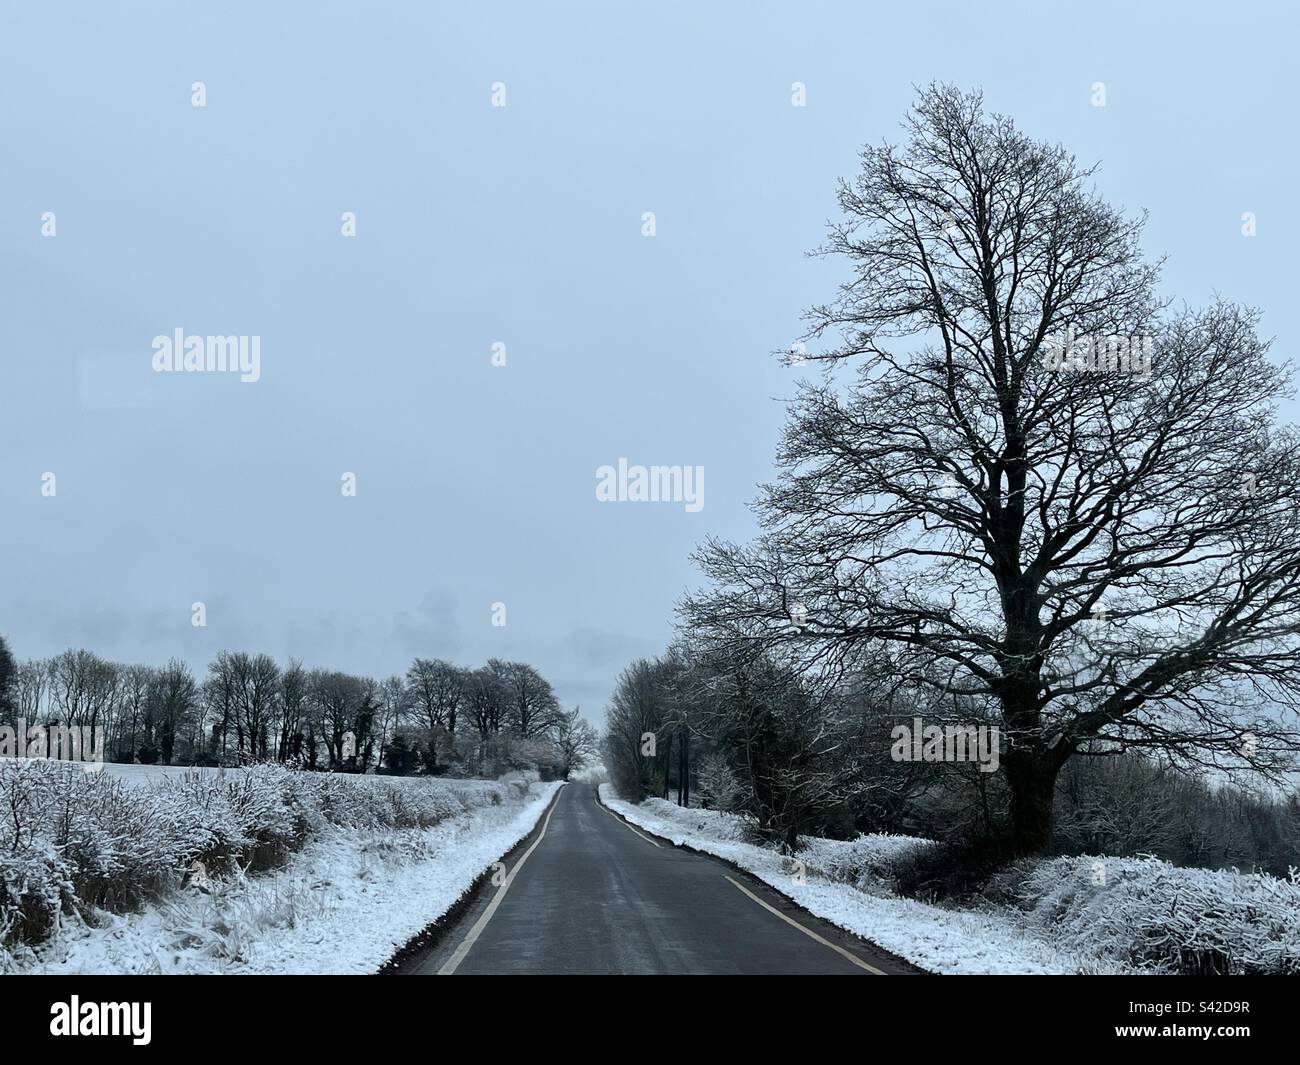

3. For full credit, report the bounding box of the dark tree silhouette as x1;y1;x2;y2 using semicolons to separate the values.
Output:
0;634;16;716
549;707;597;780
686;85;1300;854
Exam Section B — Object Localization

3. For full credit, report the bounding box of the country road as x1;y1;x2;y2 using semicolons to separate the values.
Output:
408;784;921;976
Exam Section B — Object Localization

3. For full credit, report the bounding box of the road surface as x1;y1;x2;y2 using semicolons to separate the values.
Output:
408;783;920;975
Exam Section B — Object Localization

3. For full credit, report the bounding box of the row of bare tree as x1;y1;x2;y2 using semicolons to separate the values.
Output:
0;640;596;777
604;643;866;852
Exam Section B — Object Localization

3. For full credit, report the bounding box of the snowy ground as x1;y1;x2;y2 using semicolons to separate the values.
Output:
0;758;222;785
101;762;224;785
598;785;1128;975
10;780;561;975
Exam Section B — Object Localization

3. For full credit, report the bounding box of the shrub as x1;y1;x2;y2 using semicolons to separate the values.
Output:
0;844;71;946
802;832;943;893
989;854;1300;975
0;760;532;950
888;837;1017;902
697;753;741;812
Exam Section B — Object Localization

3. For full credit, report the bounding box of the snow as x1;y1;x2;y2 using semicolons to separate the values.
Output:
567;763;607;784
1;759;561;974
598;786;1129;975
799;832;941;893
16;782;561;975
101;763;224;785
991;854;1300;975
0;757;206;783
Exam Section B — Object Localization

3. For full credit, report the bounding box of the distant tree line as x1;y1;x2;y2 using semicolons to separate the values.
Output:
604;642;866;852
0;634;596;780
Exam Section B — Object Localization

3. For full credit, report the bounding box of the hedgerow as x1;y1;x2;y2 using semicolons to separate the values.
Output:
0;761;530;949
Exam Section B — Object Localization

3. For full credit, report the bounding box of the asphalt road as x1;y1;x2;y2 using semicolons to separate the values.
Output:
409;783;920;975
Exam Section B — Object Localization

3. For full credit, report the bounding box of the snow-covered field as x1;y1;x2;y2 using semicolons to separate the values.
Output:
100;762;225;786
0;757;218;785
599;786;1300;975
0;759;561;974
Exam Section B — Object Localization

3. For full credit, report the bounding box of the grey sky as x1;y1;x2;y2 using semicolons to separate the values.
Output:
2;1;1296;721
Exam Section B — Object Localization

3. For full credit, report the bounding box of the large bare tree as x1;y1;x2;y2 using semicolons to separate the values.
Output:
277;658;307;763
149;659;198;764
602;657;675;801
47;649;119;734
686;85;1300;853
404;658;465;769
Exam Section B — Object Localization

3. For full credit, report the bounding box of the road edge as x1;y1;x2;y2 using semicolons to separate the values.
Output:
595;786;929;975
378;781;568;975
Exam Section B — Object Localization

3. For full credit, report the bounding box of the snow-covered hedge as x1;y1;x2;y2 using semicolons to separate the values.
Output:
989;854;1300;975
635;797;939;892
636;798;750;843
0;761;532;949
801;833;943;892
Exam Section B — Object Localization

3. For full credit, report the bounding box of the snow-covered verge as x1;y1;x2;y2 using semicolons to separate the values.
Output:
599;787;1300;975
598;786;1113;974
0;758;560;973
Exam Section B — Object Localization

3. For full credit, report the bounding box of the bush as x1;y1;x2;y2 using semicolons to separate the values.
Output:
889;837;1019;902
801;832;943;893
988;854;1300;975
0;761;532;950
382;735;420;775
0;845;70;946
697;753;741;812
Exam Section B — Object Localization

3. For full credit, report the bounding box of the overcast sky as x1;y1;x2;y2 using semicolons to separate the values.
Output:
2;0;1296;721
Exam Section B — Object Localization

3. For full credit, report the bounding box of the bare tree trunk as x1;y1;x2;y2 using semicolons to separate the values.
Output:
1004;748;1067;854
677;729;690;807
